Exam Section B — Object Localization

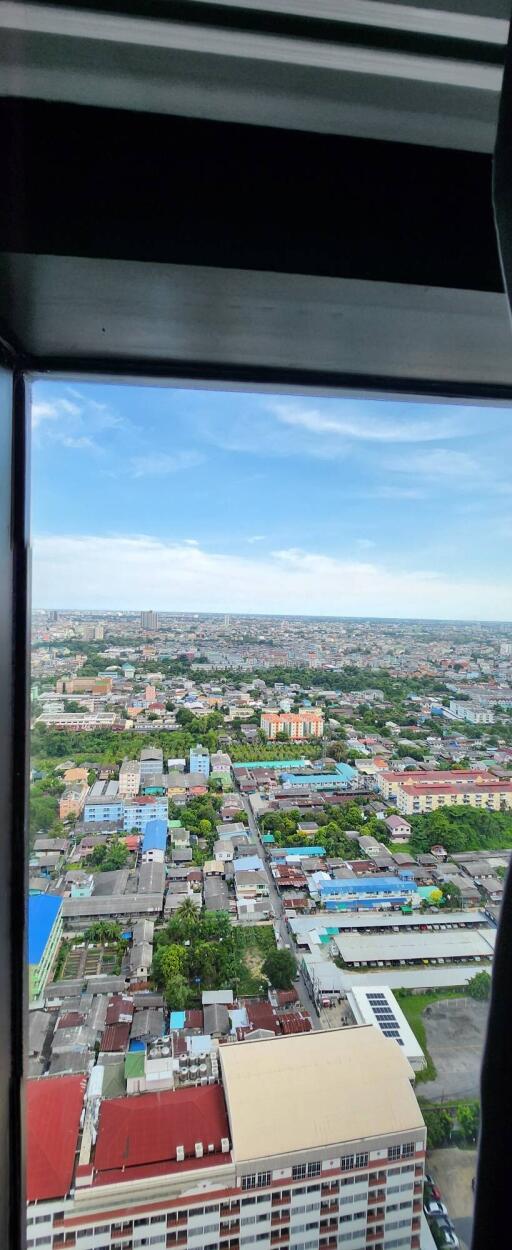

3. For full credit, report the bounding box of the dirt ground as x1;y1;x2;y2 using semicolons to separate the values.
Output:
428;1146;477;1250
420;997;489;1101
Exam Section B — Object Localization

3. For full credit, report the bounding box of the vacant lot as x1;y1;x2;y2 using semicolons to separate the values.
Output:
421;997;489;1101
428;1146;476;1250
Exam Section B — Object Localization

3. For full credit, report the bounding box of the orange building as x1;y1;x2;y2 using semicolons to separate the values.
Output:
260;708;324;740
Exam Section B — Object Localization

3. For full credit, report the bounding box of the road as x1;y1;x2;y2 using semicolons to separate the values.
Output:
240;793;321;1029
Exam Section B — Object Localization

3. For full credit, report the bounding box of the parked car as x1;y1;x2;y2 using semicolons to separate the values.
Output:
432;1220;459;1248
424;1199;448;1217
425;1179;442;1200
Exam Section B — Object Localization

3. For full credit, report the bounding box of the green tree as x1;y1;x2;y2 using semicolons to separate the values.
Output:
85;921;121;942
262;949;297;989
440;880;462;909
458;1101;480;1143
423;1107;452;1149
467;971;492;1001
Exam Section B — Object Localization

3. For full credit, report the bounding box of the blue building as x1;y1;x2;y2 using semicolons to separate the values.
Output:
317;876;418;912
123;797;168;832
141;818;168;860
280;763;356;789
29;895;63;998
233;855;264;873
190;744;210;777
84;799;124;824
272;846;326;859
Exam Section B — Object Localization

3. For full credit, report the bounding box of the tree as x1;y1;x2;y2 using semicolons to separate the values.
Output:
164;973;189;1010
85;920;121;943
262;949;297;989
423;1107;452;1149
458;1101;480;1143
467;971;492;1001
440;881;462;909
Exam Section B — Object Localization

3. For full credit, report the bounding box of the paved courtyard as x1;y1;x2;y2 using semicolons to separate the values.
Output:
420;996;489;1101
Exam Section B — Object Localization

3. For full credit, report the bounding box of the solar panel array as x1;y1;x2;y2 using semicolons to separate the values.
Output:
366;993;404;1044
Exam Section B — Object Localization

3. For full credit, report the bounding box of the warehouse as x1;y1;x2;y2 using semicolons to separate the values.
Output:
334;928;496;968
288;910;488;946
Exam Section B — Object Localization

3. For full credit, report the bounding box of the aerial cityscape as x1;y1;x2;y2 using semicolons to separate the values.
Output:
27;604;512;1250
26;380;512;1250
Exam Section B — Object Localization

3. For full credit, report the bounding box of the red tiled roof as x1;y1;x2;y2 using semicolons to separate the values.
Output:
100;1022;131;1052
279;1012;312;1034
94;1086;230;1179
245;1001;278;1032
274;989;299;1006
27;1075;86;1201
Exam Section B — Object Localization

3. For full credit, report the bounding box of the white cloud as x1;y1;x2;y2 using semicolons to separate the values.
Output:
31;398;81;428
247;535;266;544
356;538;376;550
32;534;512;621
268;400;475;444
129;451;204;478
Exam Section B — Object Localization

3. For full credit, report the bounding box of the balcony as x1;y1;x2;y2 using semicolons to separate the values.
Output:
166;1237;187;1249
320;1202;338;1214
368;1173;386;1186
366;1227;384;1242
272;1193;291;1206
271;1214;290;1226
368;1190;385;1205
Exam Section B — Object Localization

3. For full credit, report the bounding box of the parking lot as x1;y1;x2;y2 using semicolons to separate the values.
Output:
428;1146;477;1250
420;996;489;1101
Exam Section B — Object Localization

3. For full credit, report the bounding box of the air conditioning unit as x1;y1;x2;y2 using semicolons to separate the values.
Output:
208;1143;214;1152
176;1145;185;1162
221;1138;229;1153
195;1142;204;1158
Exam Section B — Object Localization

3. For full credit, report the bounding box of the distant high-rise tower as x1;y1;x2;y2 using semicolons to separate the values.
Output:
224;614;230;627
141;610;159;631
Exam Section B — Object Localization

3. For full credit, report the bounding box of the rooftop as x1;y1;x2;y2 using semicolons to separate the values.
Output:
28;894;62;964
93;1085;230;1183
220;1026;423;1164
27;1074;86;1201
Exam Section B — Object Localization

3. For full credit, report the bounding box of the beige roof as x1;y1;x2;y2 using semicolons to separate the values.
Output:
220;1026;424;1164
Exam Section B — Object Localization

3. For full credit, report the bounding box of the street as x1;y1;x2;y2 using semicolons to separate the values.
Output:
240;793;321;1028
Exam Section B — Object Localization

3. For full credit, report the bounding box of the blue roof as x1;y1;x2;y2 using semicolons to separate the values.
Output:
281;772;351;787
28;895;62;964
233;855;264;872
319;876;417;894
274;846;326;857
142;818;167;852
170;1010;186;1028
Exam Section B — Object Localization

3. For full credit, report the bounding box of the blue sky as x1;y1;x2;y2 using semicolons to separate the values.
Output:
31;380;512;619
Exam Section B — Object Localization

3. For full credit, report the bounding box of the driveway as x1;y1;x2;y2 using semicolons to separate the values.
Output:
428;1146;476;1250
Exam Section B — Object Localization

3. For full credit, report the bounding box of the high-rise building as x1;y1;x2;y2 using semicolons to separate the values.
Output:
118;758;141;797
26;1028;426;1250
261;709;324;740
94;623;104;640
141;610;159;631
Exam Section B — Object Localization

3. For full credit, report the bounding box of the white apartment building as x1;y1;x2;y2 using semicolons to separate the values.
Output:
119;758;141;797
27;1027;425;1250
449;701;494;725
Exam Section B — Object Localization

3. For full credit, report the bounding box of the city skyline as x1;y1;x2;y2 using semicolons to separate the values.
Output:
31;379;512;620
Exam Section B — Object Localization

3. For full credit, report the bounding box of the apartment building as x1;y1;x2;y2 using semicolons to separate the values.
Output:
27;1027;425;1250
190;744;211;777
312;877;417;913
449;701;494;725
261;709;324;740
56;677;113;694
123;796;169;832
28;896;63;1000
378;770;512;816
119;758;141;798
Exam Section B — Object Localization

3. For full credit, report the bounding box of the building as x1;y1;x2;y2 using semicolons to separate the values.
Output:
140;817;167;863
26;1028;426;1250
312;875;418;912
333;927;495;968
139;747;164;777
141;610;159;630
123;796;168;832
118;758;141;797
347;986;426;1072
378;769;512;815
385;815;412;844
261;708;324;739
59;783;88;821
449;701;494;724
28;895;63;1000
190;743;210;777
